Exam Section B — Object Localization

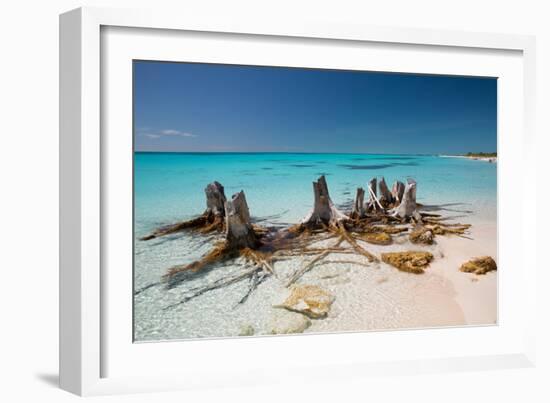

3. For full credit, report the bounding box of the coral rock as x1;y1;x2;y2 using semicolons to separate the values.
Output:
275;285;335;319
361;232;392;245
460;256;497;275
409;226;434;245
381;251;434;274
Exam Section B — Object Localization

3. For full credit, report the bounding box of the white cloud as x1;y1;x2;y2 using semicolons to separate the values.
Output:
138;128;198;139
159;129;197;137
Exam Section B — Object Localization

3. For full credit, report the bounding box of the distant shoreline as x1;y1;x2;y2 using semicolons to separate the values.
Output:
439;155;497;163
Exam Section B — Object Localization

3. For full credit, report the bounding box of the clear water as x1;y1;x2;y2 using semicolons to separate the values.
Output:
134;153;496;341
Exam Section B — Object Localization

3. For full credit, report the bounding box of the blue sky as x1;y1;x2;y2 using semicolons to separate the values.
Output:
134;61;496;154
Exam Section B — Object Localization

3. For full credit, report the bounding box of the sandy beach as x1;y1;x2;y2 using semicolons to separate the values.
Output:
134;213;497;340
440;155;497;163
277;218;497;335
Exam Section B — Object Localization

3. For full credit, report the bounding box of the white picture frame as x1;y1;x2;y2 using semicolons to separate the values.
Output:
60;6;537;396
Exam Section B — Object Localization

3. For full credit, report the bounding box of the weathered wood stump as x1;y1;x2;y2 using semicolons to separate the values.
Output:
205;181;227;217
140;181;227;240
301;175;348;228
378;177;393;206
392;179;417;219
225;191;259;249
391;180;405;204
366;177;378;211
163;189;273;292
351;187;366;219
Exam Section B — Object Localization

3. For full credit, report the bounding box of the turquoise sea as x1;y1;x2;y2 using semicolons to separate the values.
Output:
135;152;496;232
133;153;497;341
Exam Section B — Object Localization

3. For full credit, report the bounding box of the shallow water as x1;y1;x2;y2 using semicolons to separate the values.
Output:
134;153;497;341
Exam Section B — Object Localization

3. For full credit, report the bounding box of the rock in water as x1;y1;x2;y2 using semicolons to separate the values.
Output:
460;256;497;275
275;285;335;319
269;309;311;334
409;226;434;245
381;251;433;274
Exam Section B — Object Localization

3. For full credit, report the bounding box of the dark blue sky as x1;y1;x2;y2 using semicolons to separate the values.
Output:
134;61;496;154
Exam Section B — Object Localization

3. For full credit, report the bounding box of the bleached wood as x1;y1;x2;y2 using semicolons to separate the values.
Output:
351;187;366;218
393;179;417;218
205;181;226;217
379;177;393;205
301;175;348;226
225;191;259;249
391;180;405;203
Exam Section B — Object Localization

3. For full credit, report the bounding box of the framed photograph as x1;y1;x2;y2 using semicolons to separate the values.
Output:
60;7;537;396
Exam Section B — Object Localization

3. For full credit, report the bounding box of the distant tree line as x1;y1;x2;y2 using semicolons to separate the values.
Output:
465;152;497;158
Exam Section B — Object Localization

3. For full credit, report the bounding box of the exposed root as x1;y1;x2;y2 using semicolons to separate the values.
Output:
426;223;471;236
241;248;276;277
317;259;371;269
355;232;392;245
163;242;237;288
286;250;331;286
140;214;210;240
336;224;378;262
164;265;262;310
237;269;269;305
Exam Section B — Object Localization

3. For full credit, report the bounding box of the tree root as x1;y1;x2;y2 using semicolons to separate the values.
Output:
163;265;262;310
237;269;269;305
336;224;378;262
141;214;226;241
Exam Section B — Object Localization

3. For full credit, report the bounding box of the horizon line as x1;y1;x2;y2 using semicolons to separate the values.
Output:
134;150;495;156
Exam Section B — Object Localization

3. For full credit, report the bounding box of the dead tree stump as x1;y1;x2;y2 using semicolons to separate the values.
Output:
351;187;366;219
205;181;226;217
378;177;393;206
140;181;227;240
301;175;348;228
366;178;379;211
392;179;417;219
225;191;259;249
391;180;405;204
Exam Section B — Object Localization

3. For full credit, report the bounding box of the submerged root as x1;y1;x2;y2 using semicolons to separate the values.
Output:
141;213;224;241
163;242;237;287
426;223;471;236
164;265;262;310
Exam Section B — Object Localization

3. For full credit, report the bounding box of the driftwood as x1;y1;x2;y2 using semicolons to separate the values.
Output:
351;187;366;219
225;191;259;249
140;181;226;240
391;180;405;204
300;175;349;228
366;178;379;211
378;177;393;206
391;179;417;219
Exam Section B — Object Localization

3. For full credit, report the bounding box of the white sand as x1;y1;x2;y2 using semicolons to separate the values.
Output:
134;217;497;341
304;219;497;334
440;155;497;163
